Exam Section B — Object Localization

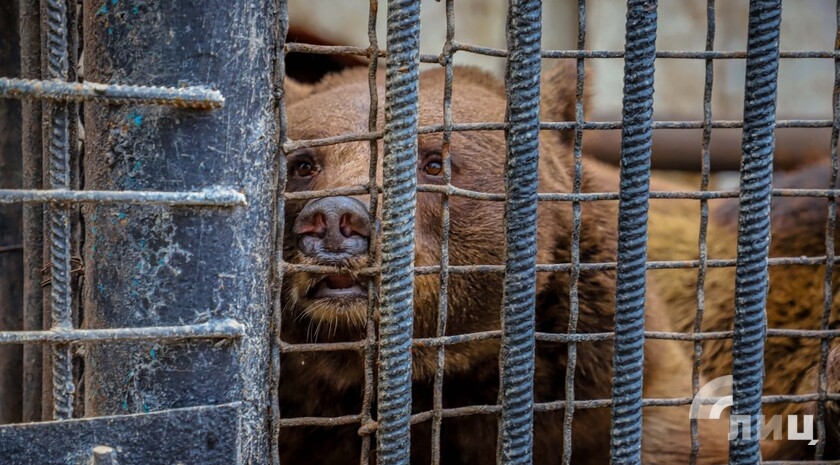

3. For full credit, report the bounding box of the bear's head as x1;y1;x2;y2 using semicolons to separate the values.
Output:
280;62;597;378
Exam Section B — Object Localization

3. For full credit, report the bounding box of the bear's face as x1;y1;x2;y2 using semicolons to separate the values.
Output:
281;66;576;345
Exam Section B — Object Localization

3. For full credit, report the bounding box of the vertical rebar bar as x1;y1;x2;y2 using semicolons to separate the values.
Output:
610;1;657;464
498;0;541;464
377;0;421;463
729;1;781;463
44;0;74;421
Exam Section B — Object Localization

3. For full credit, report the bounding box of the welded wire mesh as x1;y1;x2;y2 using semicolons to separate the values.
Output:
274;1;840;465
1;1;839;464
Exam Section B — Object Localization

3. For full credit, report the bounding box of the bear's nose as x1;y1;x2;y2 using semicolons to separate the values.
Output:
293;196;371;262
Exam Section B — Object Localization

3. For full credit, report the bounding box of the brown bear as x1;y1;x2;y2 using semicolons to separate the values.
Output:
646;159;840;460
277;61;838;463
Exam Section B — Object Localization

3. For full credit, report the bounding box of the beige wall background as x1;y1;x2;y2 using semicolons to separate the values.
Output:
288;0;835;120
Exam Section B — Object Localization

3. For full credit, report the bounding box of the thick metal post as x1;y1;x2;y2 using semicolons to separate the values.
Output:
498;0;541;464
377;0;421;463
610;1;657;464
82;1;275;463
729;1;781;463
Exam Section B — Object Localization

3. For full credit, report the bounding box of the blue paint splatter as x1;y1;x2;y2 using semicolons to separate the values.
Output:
122;400;128;410
111;0;118;5
107;27;113;35
133;114;143;126
117;212;127;220
132;5;139;14
97;3;107;15
97;283;106;295
150;349;157;360
132;160;142;172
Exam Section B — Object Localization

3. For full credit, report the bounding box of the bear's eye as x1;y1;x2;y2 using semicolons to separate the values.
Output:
288;151;319;179
294;160;316;177
422;153;444;178
424;161;443;177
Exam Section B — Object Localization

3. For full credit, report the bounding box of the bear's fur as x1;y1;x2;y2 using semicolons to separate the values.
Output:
645;160;840;460
278;62;839;463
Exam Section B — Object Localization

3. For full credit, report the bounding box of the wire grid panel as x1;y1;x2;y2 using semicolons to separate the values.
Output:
275;1;840;465
0;1;279;464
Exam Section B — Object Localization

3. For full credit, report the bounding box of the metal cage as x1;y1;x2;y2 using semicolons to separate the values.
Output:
0;1;838;464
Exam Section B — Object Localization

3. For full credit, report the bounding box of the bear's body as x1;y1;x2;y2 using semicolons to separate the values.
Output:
278;63;838;463
646;162;840;459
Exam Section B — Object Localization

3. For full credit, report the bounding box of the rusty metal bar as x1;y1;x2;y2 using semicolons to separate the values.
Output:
285;41;840;61
0;319;244;344
285;185;840;203
562;1;587;462
359;0;382;463
0;188;246;206
0;77;224;109
430;0;455;463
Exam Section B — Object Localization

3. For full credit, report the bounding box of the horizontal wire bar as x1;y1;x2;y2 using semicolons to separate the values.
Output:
284;42;439;64
0;188;246;206
0;77;224;109
284;41;840;60
282;119;832;151
285;185;372;200
277;392;840;429
285;42;385;58
285;184;840;203
281;255;833;277
279;340;366;352
278;327;840;354
0;318;244;344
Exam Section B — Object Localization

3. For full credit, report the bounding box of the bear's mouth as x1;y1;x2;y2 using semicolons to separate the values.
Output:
308;274;368;300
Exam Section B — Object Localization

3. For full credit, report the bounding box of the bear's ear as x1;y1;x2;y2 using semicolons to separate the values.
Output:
282;76;313;105
540;60;590;144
